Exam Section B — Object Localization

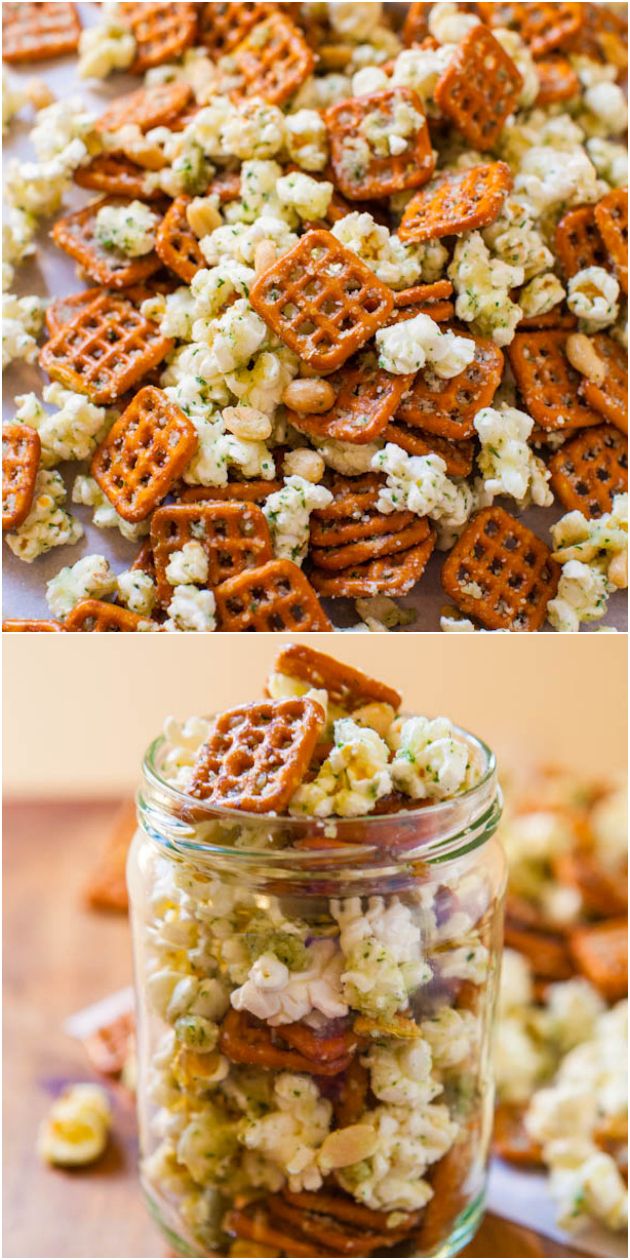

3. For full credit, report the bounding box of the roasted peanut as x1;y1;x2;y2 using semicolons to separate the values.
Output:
282;378;337;413
565;333;607;386
283;448;326;483
186;196;222;238
223;406;272;441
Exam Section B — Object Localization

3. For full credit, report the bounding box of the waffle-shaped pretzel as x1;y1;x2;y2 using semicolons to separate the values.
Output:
310;507;416;549
442;507;560;631
580;334;628;433
535;57;580;105
567;2;627;63
477;2;584;56
288;352;413;446
382;422;474;477
83;1011;135;1077
414;1133;477;1254
151;501;272;602
267;1195;406;1257
271;643;402;710
552;849;628;919
493;1103;544;1167
45;280;174;337
91;387;197;523
399;162;512;243
155;196;205;283
504;923;574;979
250;229;394;373
434;25;522;152
311;516;432;573
569;919;628;1002
96;82;191;135
402;2;431;46
207;169;242;204
2;423;40;531
225;1206;321;1258
2;619;64;631
215;559;332;631
314;472;384;521
2;2;80;62
65;600;148;632
281;1189;420;1243
595;188;628;294
119;3;198;74
83;799;136;914
40;293;174;405
387;281;454;324
517;310;576;332
75;156;158;201
220;1009;354;1075
549;425;628;518
52;197;161;290
555;205;609;279
178;480;283;506
229;11;315;106
311;532;435;598
199;2;278;57
396;334;503;440
326;87;434;201
191;697;324;810
507;331;602;431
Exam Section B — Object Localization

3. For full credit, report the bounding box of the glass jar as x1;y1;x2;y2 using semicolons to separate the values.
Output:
129;722;505;1259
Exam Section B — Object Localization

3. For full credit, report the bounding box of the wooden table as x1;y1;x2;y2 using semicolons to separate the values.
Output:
4;799;577;1260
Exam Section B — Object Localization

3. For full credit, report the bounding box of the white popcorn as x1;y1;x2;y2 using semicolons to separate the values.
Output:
548;560;611;633
78;9;136;79
46;554;117;618
428;3;480;45
277;172;334;222
30;97;96;161
38;1084;111;1167
519;273;566;319
263;476;333;566
3;207;37;290
583;81;628;136
6;142;93;216
231;940;348;1027
165;542;209;587
15;383;108;468
164;585;216;633
285;109;329;172
331;896;430;1020
220;101;285;160
117;569;157;617
388;715;480;800
567;266;620;331
332;212;437;290
372;445;475;536
483;198;553;281
474;405;553;507
240;1074;331;1194
2;293;44;367
72;475;149;542
375;314;474;377
194;299;267;374
337;1103;458;1212
290;718;392;819
365;1039;440;1107
95;200;158;257
5;470;83;563
449;232;524;346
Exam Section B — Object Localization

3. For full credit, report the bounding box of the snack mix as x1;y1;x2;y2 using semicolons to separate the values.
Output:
1;2;627;631
128;644;506;1256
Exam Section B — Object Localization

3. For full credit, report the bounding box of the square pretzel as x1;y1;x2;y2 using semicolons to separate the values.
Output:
402;3;431;46
477;3;584;58
580;334;628;433
434;25;522;152
52;197;162;290
310;504;416;549
396;334;503;440
310;533;435;598
2;2;80;63
507;331;602;432
228;11;315;106
535;57;580;106
40;292;174;405
199;2;279;57
96;82;192;135
549;425;628;519
288;350;413;446
441;507;559;632
311;516;432;573
555;206;609;279
271;644;402;710
3;423;41;531
75;156;159;201
595;188;628;295
399;162;512;243
151;501;273;603
2;619;64;631
119;3;198;74
91;386;197;523
569;919;627;1002
215;559;332;631
326;88;435;201
155;196;205;284
178;479;283;506
382;421;474;478
65;600;148;632
250;229;394;373
190;696;324;811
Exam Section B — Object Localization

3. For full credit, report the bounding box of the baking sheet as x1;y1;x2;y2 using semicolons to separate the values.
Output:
2;4;627;631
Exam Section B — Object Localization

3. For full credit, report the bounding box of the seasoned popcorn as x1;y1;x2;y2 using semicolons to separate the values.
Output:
95;200;159;257
263;476;333;566
5;470;83;562
474;405;553;508
16;383;109;468
46;553;117;618
2;293;44;368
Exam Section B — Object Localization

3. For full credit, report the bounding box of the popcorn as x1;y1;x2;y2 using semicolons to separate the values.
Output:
15;383;108;468
2;293;44;368
117;569;157;617
37;1085;111;1167
290;718;393;818
165;542;209;587
263;476;333;566
94;200;159;257
78;8;136;79
375;315;474;378
231;940;348;1027
277;172;334;222
567;266;620;331
46;554;117;618
164;586;216;633
388;715;481;800
240;1074;331;1194
474;405;553;507
330;896;430;1019
372;445;475;540
285;109;329;172
72;475;149;542
5;470;83;563
449;232;524;347
333;212;446;290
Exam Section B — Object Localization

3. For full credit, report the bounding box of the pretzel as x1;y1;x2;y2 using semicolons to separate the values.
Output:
45;279;175;337
2;619;64;632
402;3;431;46
83;1011;135;1077
434;25;522;152
2;423;41;532
118;3;198;74
396;334;503;440
199;2;279;57
215;559;332;632
83;799;137;913
151;501;272;603
594;188;628;294
569;919;628;1001
288;352;413;446
503;923;574;980
517;310;577;332
207;169;242;205
96;82;192;135
580;334;628;433
566;2;627;64
40;292;174;405
219;1009;353;1075
310;507;416;549
178;481;282;508
64;600;149;632
225;1206;322;1258
386;282;454;324
442;507;560;632
311;532;435;598
271;643;402;710
555;205;609;280
382;422;474;478
551;849;628;919
477;2;584;57
354;1012;423;1040
507;331;602;432
75;156;159;201
326;87;434;201
399;162;512;243
2;2;80;63
52;197;162;290
333;1058;370;1128
267;1195;401;1257
91;387;196;523
155;196;205;283
250;229;393;373
228;12;315;106
535;57;580;106
493;1104;543;1168
549;425;628;519
278;1019;358;1063
280;1190;421;1242
414;1133;475;1254
313;472;385;522
311;516;432;573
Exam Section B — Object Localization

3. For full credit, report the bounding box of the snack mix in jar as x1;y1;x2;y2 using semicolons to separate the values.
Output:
129;646;506;1257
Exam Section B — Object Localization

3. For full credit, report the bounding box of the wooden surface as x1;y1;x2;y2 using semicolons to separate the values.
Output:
4;798;579;1260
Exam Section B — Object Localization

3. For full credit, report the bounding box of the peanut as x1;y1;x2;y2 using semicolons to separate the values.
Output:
254;239;277;277
565;333;607;386
24;77;55;109
608;550;628;589
282;378;337;413
318;42;355;69
351;702;396;738
318;1124;379;1172
186;196;222;238
223;406;272;441
283;448;326;483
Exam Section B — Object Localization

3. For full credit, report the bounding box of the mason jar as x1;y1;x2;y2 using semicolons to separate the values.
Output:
129;722;505;1259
